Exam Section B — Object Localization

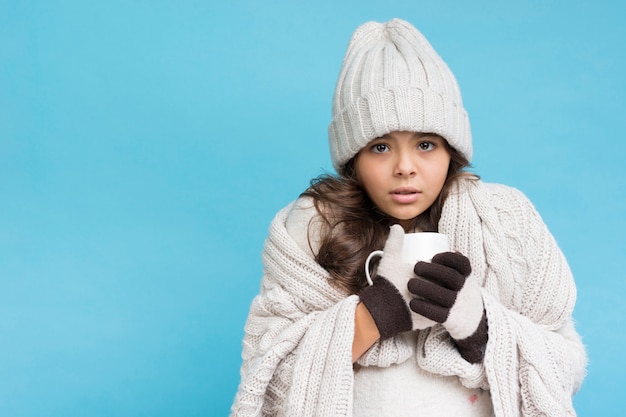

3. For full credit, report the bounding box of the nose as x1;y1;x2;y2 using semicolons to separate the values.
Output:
394;151;417;177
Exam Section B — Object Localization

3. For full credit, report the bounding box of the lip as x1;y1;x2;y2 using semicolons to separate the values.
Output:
390;186;420;204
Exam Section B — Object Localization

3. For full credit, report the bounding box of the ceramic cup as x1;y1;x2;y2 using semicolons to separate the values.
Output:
365;232;450;285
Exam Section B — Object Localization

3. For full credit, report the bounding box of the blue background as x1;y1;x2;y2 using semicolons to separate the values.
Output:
1;1;624;415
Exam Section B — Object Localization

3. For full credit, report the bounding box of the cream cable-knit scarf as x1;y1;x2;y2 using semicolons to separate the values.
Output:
230;180;586;417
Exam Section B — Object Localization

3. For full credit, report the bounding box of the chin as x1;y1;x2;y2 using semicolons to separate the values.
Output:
392;210;424;222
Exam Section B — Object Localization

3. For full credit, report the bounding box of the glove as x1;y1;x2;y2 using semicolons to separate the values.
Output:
409;252;488;363
359;225;436;339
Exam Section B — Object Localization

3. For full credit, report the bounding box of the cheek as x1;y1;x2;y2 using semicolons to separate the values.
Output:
430;159;451;189
359;172;381;196
354;159;381;193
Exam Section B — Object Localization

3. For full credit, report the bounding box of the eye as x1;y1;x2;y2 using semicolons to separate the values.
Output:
418;141;435;151
370;143;389;154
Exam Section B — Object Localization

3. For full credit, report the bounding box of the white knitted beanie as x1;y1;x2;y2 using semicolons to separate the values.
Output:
328;19;472;171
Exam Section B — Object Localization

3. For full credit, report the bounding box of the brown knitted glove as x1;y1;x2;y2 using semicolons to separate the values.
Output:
409;252;488;363
359;225;434;339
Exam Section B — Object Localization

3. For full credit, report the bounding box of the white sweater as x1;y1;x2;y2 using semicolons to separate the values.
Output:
230;180;587;416
352;333;494;416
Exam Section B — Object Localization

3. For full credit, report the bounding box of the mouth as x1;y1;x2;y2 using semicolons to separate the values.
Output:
391;186;420;194
390;187;420;203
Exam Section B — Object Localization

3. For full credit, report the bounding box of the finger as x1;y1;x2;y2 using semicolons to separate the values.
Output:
413;261;466;291
431;252;471;276
407;278;458;308
409;298;450;323
383;224;406;254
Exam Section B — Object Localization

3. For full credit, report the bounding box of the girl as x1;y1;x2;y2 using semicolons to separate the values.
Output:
230;18;586;417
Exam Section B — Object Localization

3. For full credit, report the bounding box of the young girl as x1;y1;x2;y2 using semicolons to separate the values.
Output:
230;18;586;417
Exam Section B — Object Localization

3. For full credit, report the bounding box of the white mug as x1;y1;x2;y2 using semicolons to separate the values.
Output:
365;232;450;285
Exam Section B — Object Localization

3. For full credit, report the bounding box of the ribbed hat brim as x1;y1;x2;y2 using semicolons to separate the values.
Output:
329;86;471;170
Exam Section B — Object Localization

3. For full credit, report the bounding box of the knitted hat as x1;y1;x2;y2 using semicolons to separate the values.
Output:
328;19;472;171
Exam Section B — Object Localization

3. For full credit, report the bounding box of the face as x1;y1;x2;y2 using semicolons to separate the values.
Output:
354;131;451;229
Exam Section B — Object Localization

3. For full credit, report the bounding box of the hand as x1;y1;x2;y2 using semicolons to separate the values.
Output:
409;252;488;363
359;225;434;339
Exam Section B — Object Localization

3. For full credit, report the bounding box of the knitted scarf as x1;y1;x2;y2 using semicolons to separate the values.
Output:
230;180;586;417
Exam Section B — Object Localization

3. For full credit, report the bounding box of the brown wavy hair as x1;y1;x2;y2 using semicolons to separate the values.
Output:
301;139;478;294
